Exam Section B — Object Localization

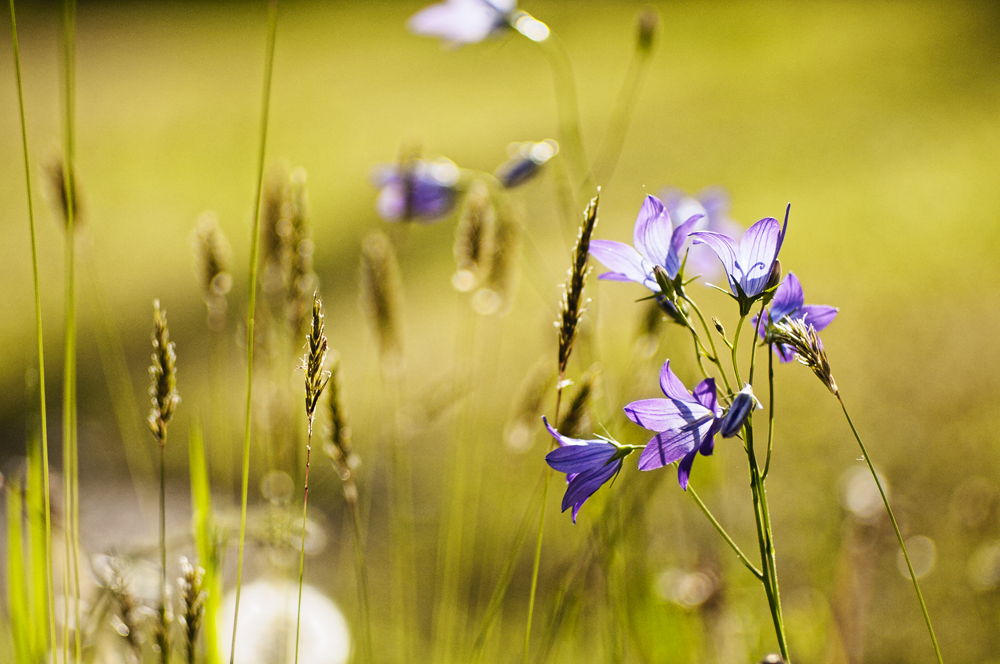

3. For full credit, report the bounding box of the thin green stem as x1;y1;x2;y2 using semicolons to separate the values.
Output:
593;32;654;183
9;2;56;658
763;344;775;479
293;430;312;664
59;0;81;660
837;394;944;664
730;315;746;388
159;437;169;664
535;33;593;205
347;498;373;664
523;467;551;664
230;2;278;661
745;425;789;661
686;483;763;581
683;295;732;394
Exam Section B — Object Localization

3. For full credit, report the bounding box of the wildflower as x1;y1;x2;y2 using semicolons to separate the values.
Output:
373;157;460;223
690;208;789;314
718;384;761;438
624;360;721;489
754;272;838;362
494;139;558;188
589;194;702;292
407;0;516;46
543;417;630;523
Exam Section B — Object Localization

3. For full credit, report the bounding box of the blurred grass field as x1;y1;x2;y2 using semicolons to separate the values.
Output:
2;1;1000;662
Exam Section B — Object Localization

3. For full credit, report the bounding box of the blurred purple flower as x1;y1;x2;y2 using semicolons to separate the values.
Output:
753;272;838;362
494;139;558;188
624;360;721;490
660;186;742;279
589;194;702;292
407;0;516;46
543;416;623;523
690;209;788;311
373;158;460;223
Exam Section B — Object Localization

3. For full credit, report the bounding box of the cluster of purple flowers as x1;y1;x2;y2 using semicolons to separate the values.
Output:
546;193;837;521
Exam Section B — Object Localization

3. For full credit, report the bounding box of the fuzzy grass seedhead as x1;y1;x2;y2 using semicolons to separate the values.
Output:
360;232;404;371
192;212;233;332
636;7;659;54
102;558;144;663
474;199;521;316
557;192;600;376
178;556;206;664
148;300;179;443
45;156;83;231
452;179;495;292
558;367;600;439
769;318;838;395
323;356;359;501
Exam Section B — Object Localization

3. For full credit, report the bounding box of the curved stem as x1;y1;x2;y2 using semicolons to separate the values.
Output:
683;295;732;394
293;430;312;664
686;483;762;581
837;394;944;664
535;33;593;203
593;35;653;183
230;2;278;661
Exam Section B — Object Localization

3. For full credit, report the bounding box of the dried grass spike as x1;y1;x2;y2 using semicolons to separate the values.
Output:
304;294;331;433
475;200;521;316
557;191;600;375
192;212;232;331
769;318;838;395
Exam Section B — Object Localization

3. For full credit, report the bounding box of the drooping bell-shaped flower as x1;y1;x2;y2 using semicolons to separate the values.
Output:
624;360;721;489
407;0;517;46
543;416;629;523
373;157;460;223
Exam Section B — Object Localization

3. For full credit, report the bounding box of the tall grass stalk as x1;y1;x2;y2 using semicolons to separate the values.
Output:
9;1;56;658
294;296;330;664
524;193;599;664
189;420;222;664
58;0;81;660
432;304;477;663
230;1;279;660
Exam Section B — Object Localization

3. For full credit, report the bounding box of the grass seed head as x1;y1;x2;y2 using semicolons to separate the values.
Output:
148;300;179;442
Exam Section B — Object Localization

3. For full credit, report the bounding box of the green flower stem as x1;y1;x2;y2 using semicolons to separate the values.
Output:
745;424;790;661
683;295;733;394
9;1;56;657
686;483;763;581
837;394;944;664
293;429;313;664
763;344;776;479
230;2;278;661
730;314;747;388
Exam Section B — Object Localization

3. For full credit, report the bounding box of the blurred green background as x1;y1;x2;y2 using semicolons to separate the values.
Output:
2;0;1000;662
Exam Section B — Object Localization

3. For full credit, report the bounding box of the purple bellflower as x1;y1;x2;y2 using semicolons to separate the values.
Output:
407;0;516;46
754;272;838;362
690;206;789;314
373;157;460;223
589;194;703;292
624;361;722;490
543;416;634;523
660;186;742;280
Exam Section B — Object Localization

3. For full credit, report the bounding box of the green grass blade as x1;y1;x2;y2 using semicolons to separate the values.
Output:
7;479;32;664
27;435;49;660
190;419;222;664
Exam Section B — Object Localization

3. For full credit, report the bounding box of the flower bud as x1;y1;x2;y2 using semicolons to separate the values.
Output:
636;8;659;54
494;140;558;188
719;385;761;438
